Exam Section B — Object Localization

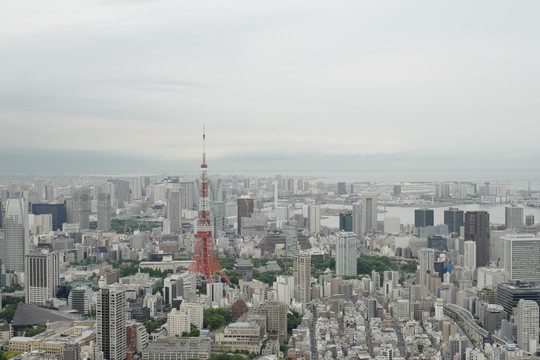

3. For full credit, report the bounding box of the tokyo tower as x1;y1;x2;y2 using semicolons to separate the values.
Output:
188;128;231;285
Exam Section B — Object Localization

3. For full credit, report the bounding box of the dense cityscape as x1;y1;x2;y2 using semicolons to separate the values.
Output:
0;139;539;360
2;1;540;360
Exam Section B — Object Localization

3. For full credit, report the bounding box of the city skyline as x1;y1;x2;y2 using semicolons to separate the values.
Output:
2;1;540;178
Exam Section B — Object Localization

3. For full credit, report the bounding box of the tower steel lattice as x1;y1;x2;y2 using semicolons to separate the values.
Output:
188;128;231;285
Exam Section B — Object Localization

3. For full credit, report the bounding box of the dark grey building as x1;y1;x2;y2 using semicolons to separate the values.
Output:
415;209;434;228
444;207;464;235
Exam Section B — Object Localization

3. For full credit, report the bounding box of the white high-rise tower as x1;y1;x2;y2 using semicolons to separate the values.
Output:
4;197;29;273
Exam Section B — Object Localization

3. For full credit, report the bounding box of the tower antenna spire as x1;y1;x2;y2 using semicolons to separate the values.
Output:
202;125;206;168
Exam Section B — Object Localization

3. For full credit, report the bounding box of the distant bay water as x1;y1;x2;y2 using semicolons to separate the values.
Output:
320;203;540;229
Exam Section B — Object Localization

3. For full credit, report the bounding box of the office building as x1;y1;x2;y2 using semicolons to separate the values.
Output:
131;177;142;200
337;182;347;195
415;209;434;228
393;185;401;197
418;248;435;287
168;308;191;336
284;226;298;258
497;282;540;317
237;198;254;236
361;193;378;234
352;203;362;239
4;197;29;273
307;204;320;235
503;234;540;282
444;207;464;235
266;301;288;343
336;231;357;276
179;302;204;329
435;183;450;198
464;241;477;270
215;322;262;353
207;282;223;305
97;287;127;360
293;253;311;303
339;211;353;232
516;299;539;353
166;188;182;234
70;189;91;230
25;251;60;305
30;203;66;231
68;286;93;315
97;193;111;231
505;205;524;230
142;337;211;360
526;214;535;226
465;211;490;267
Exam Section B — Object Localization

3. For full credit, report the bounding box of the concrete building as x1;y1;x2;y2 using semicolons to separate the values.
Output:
293;253;311;303
237;198;254;236
97;193;111;231
215;322;262;353
418;248;435;287
307;204;320;235
516;299;539;354
70;188;91;230
179;302;203;329
505;205;524;230
4;197;29;273
503;234;540;282
361;193;378;234
142;337;211;360
97;287;126;360
464;241;476;270
167;188;182;235
336;231;357;276
25;251;59;305
68;286;93;315
167;308;190;336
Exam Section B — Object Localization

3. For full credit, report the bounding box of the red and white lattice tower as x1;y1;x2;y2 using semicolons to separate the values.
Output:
188;128;231;285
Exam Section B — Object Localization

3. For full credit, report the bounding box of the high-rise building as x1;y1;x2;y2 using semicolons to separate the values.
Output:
167;308;191;337
465;211;490;267
284;226;298;258
361;193;378;234
30;203;66;231
207;282;223;305
336;231;357;276
464;241;476;270
267;301;288;343
97;287;127;360
516;299;539;353
418;248;435;287
307;205;320;235
4;197;29;272
25;251;59;305
503;234;540;282
339;211;353;232
166;188;182;234
352;202;362;238
415;209;434;228
131;177;142;201
444;207;464;235
70;189;91;230
337;182;347;195
97;193;111;231
505;205;524;230
526;214;535;226
293;253;311;303
179;302;204;329
435;183;450;198
237;198;254;236
393;185;401;197
496;282;540;318
68;286;92;315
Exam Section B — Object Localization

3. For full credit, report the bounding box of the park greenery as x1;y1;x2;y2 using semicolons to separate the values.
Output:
144;317;167;334
203;308;232;331
89;219;162;233
1;284;23;293
25;324;47;337
287;310;302;336
0;350;22;360
0;302;19;323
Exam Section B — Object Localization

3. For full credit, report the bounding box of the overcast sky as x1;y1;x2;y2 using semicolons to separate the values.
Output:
1;1;540;176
